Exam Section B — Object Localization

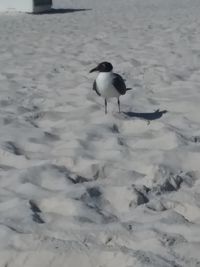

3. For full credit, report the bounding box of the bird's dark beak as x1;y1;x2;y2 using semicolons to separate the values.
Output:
89;66;99;73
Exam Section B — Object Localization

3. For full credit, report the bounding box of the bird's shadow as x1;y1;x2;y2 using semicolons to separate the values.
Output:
123;109;167;121
32;8;92;15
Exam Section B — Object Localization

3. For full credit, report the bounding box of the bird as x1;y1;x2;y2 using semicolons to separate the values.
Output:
89;62;132;114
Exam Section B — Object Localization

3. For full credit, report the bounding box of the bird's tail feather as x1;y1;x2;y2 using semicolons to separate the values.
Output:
126;88;132;91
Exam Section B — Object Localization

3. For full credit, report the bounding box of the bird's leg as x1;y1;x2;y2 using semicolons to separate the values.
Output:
105;98;107;114
117;98;120;113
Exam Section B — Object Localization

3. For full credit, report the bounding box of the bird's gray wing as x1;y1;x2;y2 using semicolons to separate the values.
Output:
93;80;101;96
112;73;126;95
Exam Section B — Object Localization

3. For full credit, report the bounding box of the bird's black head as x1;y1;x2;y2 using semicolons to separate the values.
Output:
90;62;113;73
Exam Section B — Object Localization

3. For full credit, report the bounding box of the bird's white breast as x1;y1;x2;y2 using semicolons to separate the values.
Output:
96;72;120;98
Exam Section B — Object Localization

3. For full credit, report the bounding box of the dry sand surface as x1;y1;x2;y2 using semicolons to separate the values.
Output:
0;0;200;266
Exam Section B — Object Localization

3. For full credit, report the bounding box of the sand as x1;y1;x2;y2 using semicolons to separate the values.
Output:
0;0;200;266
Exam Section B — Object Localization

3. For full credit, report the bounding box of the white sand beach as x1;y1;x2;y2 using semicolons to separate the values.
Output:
0;0;200;266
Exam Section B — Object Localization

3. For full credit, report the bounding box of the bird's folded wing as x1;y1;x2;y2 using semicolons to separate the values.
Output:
93;80;101;96
112;73;126;95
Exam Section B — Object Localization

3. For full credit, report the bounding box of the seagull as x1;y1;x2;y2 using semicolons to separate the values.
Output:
89;62;132;114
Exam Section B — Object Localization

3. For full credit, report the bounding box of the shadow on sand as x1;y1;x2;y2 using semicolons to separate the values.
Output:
123;109;167;121
33;8;92;15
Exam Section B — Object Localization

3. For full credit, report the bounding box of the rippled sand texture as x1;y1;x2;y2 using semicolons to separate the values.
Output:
0;0;200;266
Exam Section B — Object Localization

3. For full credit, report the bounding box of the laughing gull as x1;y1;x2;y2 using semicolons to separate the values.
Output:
90;62;132;114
